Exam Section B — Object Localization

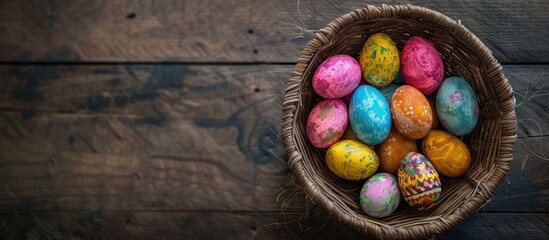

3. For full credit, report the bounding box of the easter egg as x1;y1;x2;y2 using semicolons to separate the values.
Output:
360;173;401;218
349;85;392;145
398;152;441;210
312;54;362;99
376;126;417;175
306;99;347;148
401;36;444;94
359;33;399;87
326;140;379;180
341;81;365;104
436;77;479;136
390;85;433;139
422;130;471;177
378;84;400;104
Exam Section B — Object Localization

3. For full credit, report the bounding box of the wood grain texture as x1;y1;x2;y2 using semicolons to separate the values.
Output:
0;211;547;239
1;0;548;63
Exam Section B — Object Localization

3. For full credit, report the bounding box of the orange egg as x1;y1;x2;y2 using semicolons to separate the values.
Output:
421;130;471;177
390;85;433;139
376;126;417;175
427;98;440;130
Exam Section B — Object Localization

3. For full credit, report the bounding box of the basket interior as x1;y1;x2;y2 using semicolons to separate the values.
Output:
294;16;506;227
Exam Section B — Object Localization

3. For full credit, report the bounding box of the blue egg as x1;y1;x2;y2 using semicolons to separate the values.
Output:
349;85;392;145
378;84;400;103
436;77;479;136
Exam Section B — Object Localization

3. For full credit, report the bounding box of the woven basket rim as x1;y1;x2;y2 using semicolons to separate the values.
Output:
281;4;517;239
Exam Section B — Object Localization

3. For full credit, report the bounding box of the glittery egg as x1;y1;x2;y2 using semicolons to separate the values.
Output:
349;85;392;145
401;36;444;94
312;54;362;99
376;126;417;175
436;76;479;136
390;85;433;139
326;140;378;180
306;99;347;148
422;130;471;177
360;173;401;218
378;84;400;104
359;33;399;87
398;152;441;210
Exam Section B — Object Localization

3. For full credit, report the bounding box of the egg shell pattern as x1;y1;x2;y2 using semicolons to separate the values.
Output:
376;126;417;175
378;84;400;104
436;76;480;136
306;99;348;148
359;33;400;87
313;54;362;99
349;85;392;145
398;152;441;210
341;124;374;149
422;130;471;177
360;173;401;218
326;140;379;180
391;85;433;139
401;36;444;94
342;81;365;104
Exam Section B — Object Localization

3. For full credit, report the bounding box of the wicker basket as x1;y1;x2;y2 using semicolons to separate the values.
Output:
281;4;517;239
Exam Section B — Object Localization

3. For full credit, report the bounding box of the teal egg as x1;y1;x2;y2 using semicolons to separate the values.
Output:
349;85;392;145
378;84;400;103
436;77;479;136
393;67;405;85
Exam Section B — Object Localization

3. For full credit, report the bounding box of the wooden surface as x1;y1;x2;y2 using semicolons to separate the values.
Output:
0;0;547;239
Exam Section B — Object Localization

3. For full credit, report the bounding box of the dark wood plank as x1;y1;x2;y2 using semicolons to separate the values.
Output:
1;0;548;63
0;211;547;239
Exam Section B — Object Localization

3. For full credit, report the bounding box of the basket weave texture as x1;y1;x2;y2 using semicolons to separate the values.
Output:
281;4;517;239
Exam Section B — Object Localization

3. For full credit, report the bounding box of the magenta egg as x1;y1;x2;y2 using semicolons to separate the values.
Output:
312;54;362;99
306;99;348;148
401;36;444;95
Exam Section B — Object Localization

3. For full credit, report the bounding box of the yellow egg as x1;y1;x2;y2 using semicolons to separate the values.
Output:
359;33;399;87
421;130;471;177
326;140;379;180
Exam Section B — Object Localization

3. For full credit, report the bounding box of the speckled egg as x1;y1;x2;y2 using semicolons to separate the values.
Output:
306;99;348;148
360;173;401;218
312;54;362;99
341;81;365;104
359;33;399;87
378;84;400;103
376;126;417;175
349;85;392;145
436;77;479;136
326;140;378;180
391;85;433;139
398;152;441;210
422;130;471;177
401;36;444;94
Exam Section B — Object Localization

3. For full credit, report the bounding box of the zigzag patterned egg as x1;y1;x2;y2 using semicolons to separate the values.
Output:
398;152;441;210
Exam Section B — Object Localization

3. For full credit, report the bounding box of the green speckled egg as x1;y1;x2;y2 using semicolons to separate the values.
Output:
359;33;400;88
326;140;379;181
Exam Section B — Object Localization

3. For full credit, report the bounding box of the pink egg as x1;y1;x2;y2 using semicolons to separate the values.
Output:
401;36;444;95
306;99;348;148
341;81;365;104
313;54;362;99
